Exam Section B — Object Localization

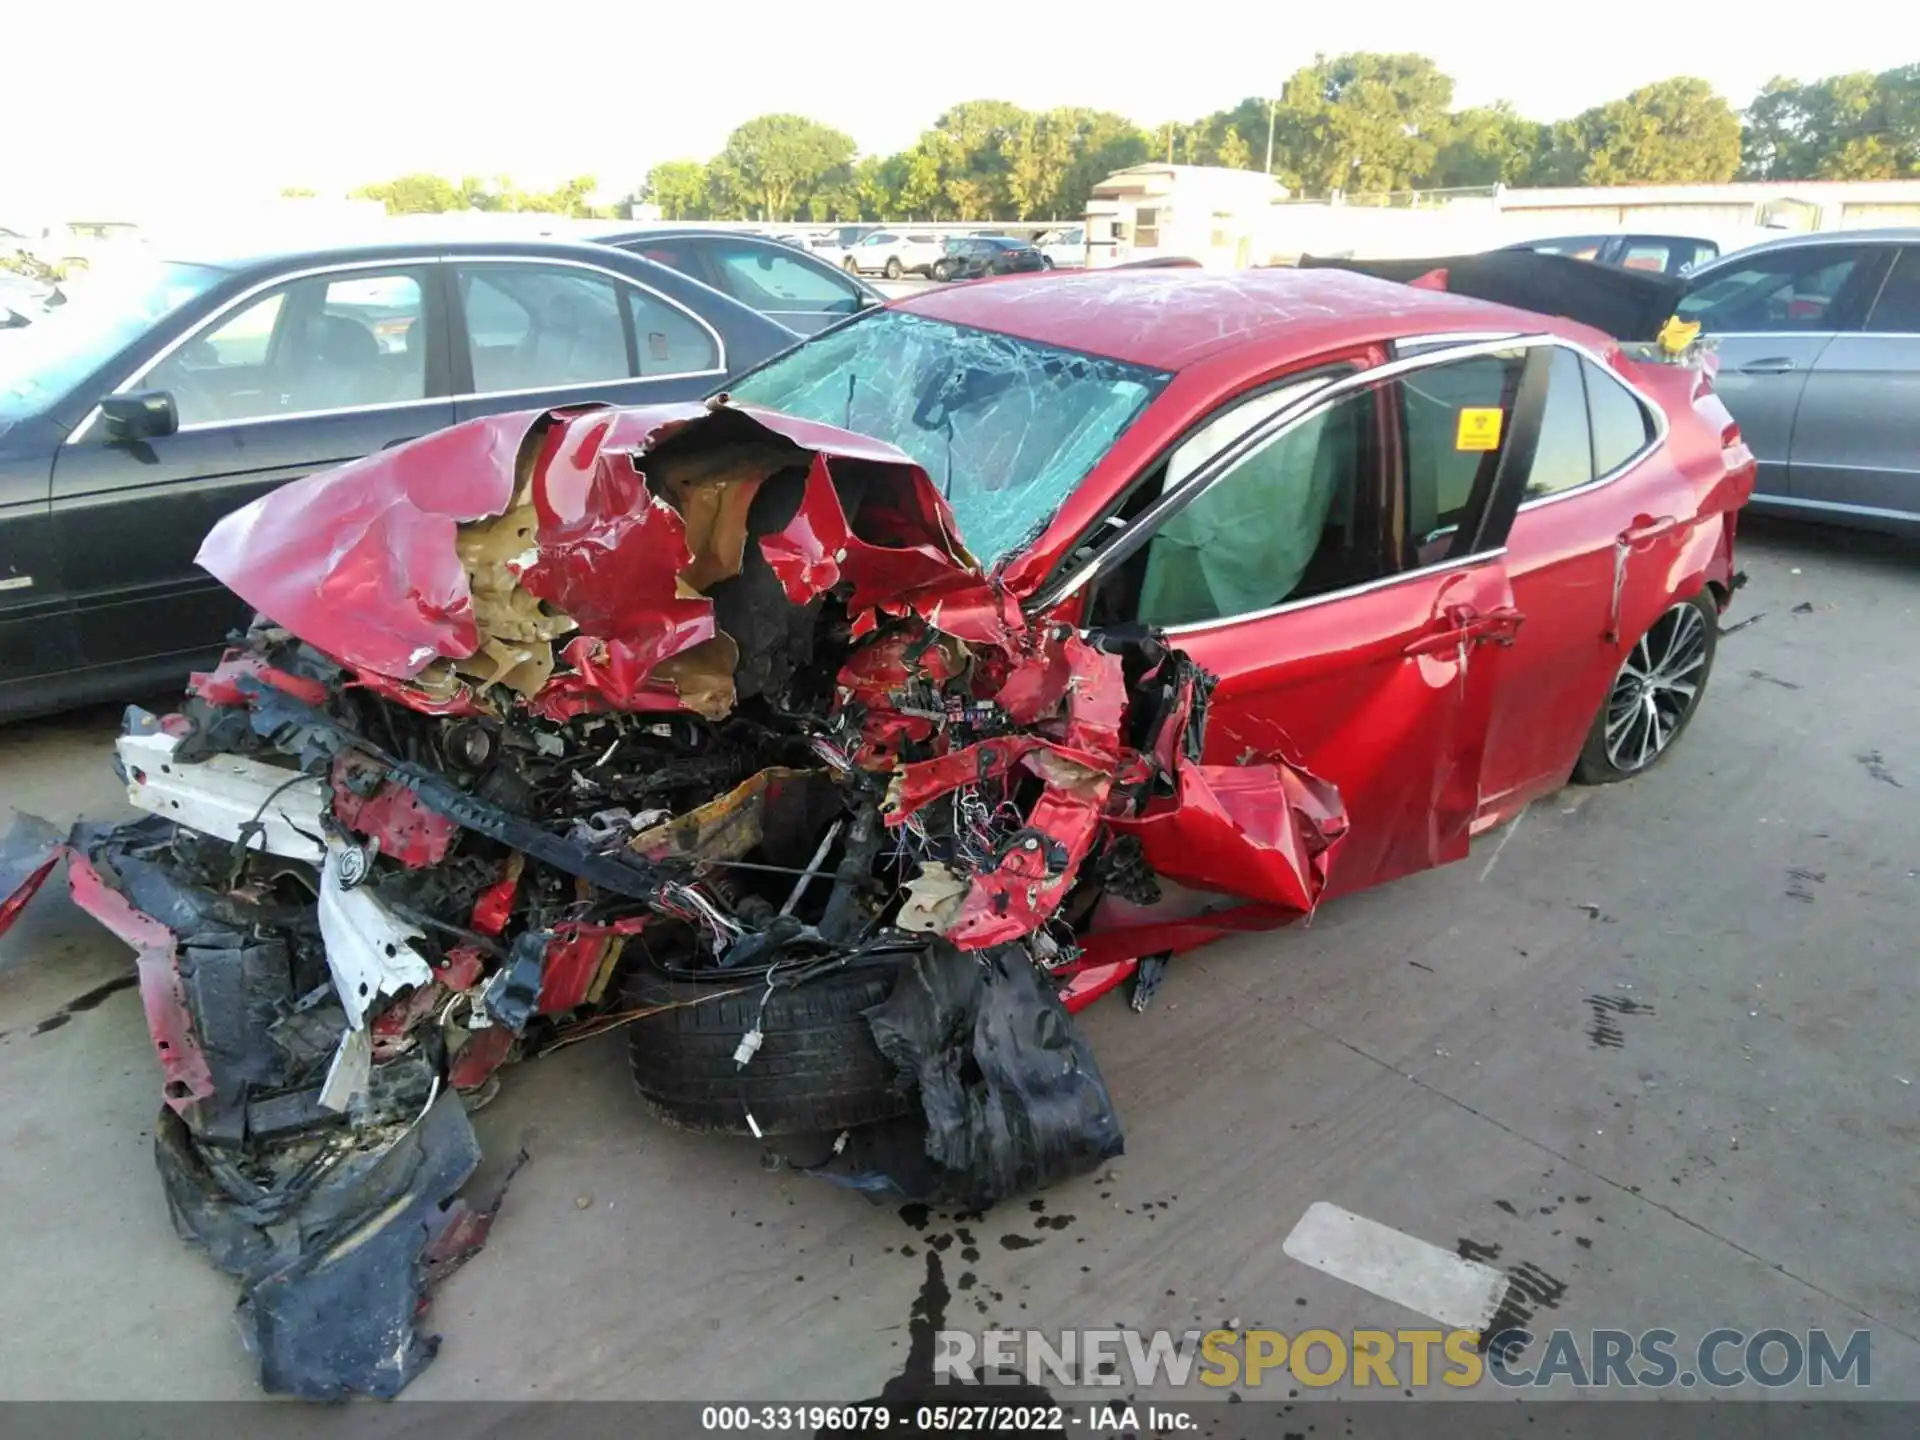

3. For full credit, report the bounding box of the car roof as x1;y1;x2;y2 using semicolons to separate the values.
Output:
1510;231;1715;245
1694;226;1920;261
152;233;682;275
893;266;1581;370
588;226;789;246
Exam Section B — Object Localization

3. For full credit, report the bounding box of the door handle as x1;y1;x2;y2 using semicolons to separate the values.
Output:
1458;605;1524;646
1403;604;1524;656
1738;357;1796;375
1618;514;1680;545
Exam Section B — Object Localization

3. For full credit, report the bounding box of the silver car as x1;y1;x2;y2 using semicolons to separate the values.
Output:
1676;228;1920;536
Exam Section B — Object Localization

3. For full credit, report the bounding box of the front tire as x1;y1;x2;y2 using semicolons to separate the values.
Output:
884;257;903;280
1573;592;1717;784
622;960;910;1137
932;260;952;282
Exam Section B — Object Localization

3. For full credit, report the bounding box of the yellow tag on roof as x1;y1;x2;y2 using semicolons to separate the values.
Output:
1456;407;1503;452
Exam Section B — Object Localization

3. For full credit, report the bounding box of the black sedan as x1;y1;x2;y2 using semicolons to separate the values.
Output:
591;226;884;335
1501;232;1722;278
0;236;798;719
932;236;1047;282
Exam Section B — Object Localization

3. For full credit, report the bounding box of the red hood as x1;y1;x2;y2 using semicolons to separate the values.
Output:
195;399;1017;719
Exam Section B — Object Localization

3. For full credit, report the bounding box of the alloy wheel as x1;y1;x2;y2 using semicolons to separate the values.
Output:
1603;601;1708;772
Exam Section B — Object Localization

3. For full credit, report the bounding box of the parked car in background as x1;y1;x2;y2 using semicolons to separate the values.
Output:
801;224;878;268
0;271;57;328
1504;232;1725;278
1674;227;1920;536
594;226;882;334
844;229;944;279
0;236;797;718
932;236;1048;281
1036;225;1087;268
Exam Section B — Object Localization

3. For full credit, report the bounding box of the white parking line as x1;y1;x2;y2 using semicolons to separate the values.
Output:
1282;1202;1510;1330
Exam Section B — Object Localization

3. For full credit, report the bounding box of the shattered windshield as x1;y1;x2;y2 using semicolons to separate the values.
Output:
726;310;1169;566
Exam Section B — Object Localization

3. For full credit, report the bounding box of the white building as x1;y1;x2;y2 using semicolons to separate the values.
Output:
1083;164;1289;269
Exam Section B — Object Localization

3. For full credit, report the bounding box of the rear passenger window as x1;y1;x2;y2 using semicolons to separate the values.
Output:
1525;348;1594;498
457;263;719;392
712;243;862;315
459;265;628;392
625;287;720;375
1865;249;1920;334
1620;241;1673;273
1585;359;1653;475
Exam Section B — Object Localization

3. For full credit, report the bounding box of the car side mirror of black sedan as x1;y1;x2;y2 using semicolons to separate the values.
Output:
101;390;179;442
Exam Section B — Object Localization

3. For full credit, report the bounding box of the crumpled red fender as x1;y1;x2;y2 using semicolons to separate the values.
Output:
1109;756;1348;914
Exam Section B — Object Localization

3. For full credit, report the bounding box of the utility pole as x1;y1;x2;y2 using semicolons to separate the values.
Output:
1265;95;1277;175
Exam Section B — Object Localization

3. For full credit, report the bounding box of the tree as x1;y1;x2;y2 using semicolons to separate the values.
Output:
279;185;317;199
642;160;711;219
1270;52;1455;194
1741;76;1815;179
925;99;1029;218
854;155;905;219
512;176;600;216
1426;103;1549;187
1216;126;1253;171
1053;108;1152;218
717;114;858;221
893;132;955;218
1742;68;1920;179
1007;112;1079;217
352;173;464;214
1542;76;1741;184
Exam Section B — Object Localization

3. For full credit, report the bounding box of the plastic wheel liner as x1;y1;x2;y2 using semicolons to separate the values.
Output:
0;398;1347;1397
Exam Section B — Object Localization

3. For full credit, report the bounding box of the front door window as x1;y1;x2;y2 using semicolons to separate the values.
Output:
148;270;428;425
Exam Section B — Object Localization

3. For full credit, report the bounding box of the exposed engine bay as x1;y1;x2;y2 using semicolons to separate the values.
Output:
0;399;1347;1398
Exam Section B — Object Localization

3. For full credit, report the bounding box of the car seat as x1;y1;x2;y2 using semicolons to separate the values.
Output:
285;314;383;413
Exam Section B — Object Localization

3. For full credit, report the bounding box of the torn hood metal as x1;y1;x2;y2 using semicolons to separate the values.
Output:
194;399;1016;715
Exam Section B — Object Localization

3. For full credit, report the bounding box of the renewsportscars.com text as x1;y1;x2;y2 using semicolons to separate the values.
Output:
934;1326;1873;1390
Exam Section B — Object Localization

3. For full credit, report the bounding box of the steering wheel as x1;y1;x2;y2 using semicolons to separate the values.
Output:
148;354;223;426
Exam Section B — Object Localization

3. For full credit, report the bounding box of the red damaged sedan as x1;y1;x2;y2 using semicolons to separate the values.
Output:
0;257;1752;1398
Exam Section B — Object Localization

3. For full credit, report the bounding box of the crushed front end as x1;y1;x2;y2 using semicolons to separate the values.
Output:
5;398;1346;1397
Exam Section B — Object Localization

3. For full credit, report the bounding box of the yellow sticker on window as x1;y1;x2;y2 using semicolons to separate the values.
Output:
1456;407;1504;451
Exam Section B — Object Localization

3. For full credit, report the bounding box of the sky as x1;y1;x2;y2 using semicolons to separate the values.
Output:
4;0;1907;219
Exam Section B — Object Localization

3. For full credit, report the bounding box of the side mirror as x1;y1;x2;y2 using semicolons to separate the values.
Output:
101;390;179;441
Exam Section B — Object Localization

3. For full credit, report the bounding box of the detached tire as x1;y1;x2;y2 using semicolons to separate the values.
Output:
622;962;910;1136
